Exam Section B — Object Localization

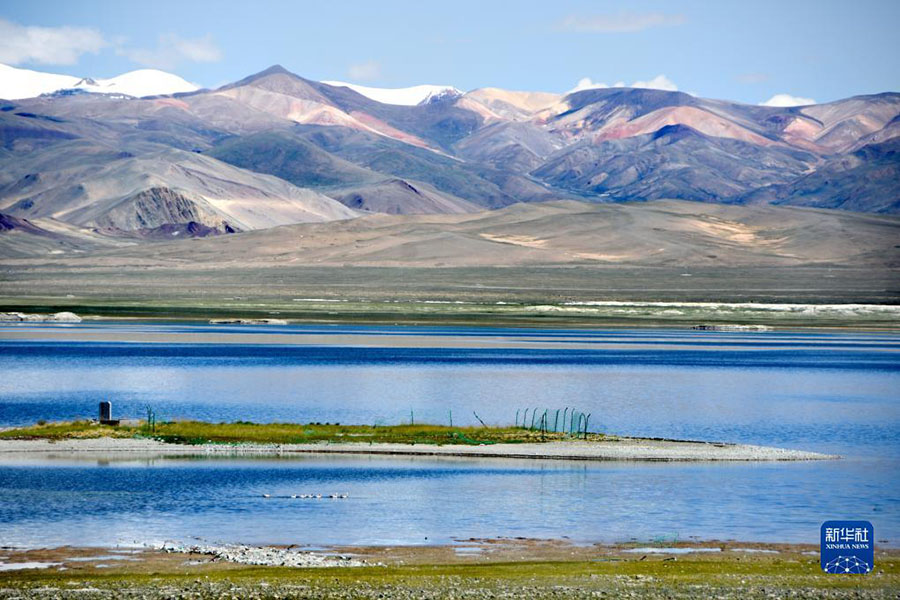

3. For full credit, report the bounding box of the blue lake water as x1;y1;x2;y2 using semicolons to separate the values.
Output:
0;322;897;548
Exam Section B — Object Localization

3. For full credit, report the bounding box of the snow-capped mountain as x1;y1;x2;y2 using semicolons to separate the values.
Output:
2;63;897;226
322;81;462;106
71;69;199;98
0;64;80;99
0;63;199;100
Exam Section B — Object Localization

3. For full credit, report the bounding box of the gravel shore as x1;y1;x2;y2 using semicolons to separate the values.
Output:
0;580;886;599
1;541;895;599
0;437;837;461
159;543;366;568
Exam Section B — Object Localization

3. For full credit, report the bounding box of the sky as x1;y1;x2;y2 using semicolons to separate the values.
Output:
1;0;898;105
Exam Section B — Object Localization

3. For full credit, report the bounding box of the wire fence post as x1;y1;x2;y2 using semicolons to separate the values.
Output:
515;407;592;439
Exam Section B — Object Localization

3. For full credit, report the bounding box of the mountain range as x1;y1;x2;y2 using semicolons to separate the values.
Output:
0;63;898;256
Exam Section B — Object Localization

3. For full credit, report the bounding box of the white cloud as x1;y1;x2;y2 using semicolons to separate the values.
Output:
760;93;816;107
630;75;678;91
571;77;607;93
569;74;678;94
0;18;106;65
347;60;381;82
559;12;686;33
120;33;222;69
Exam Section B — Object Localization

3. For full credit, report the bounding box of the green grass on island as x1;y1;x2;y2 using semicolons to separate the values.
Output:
0;420;607;446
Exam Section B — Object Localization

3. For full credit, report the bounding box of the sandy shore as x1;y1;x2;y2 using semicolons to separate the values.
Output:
0;437;837;461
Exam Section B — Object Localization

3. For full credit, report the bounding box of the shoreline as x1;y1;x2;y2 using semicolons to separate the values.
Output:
3;315;900;333
2;296;899;331
0;539;896;600
0;539;834;566
0;437;838;462
2;314;899;334
2;320;898;352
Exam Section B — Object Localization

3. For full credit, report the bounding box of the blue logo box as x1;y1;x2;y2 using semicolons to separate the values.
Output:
821;520;874;574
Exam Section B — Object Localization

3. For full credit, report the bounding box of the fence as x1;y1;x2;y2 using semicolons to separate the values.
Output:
515;407;592;439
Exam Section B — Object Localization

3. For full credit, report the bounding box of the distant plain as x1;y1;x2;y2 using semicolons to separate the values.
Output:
2;200;898;327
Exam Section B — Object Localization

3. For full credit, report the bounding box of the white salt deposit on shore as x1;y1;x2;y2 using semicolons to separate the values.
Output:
159;542;366;568
0;311;81;323
624;547;722;554
0;561;62;571
0;437;838;462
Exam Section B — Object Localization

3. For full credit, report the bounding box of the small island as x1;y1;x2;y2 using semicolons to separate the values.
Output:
0;420;837;462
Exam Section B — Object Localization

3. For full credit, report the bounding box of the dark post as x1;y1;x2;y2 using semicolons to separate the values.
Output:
99;401;112;422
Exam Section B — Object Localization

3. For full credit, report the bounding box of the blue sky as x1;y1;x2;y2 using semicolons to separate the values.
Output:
1;0;898;104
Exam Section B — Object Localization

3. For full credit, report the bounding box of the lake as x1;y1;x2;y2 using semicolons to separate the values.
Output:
0;322;897;548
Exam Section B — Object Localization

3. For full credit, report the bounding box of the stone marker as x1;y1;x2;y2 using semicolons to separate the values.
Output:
99;401;118;425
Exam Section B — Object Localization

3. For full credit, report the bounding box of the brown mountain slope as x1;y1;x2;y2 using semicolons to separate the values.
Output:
0;143;358;233
331;179;481;215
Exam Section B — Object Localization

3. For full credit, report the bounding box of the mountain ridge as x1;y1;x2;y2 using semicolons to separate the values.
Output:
0;64;897;253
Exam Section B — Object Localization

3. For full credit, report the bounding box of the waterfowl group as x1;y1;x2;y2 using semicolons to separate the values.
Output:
262;493;348;499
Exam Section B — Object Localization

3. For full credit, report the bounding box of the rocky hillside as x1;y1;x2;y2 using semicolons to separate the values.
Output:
0;65;897;253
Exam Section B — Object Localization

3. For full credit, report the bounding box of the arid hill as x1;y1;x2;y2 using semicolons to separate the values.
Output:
5;200;895;269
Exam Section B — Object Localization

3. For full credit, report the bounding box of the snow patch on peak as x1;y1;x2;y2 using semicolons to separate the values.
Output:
0;63;198;100
760;93;816;107
322;80;462;106
418;87;463;105
73;69;199;98
0;63;79;100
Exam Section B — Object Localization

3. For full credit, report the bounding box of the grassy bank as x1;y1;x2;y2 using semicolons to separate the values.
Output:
0;420;603;446
1;544;896;599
